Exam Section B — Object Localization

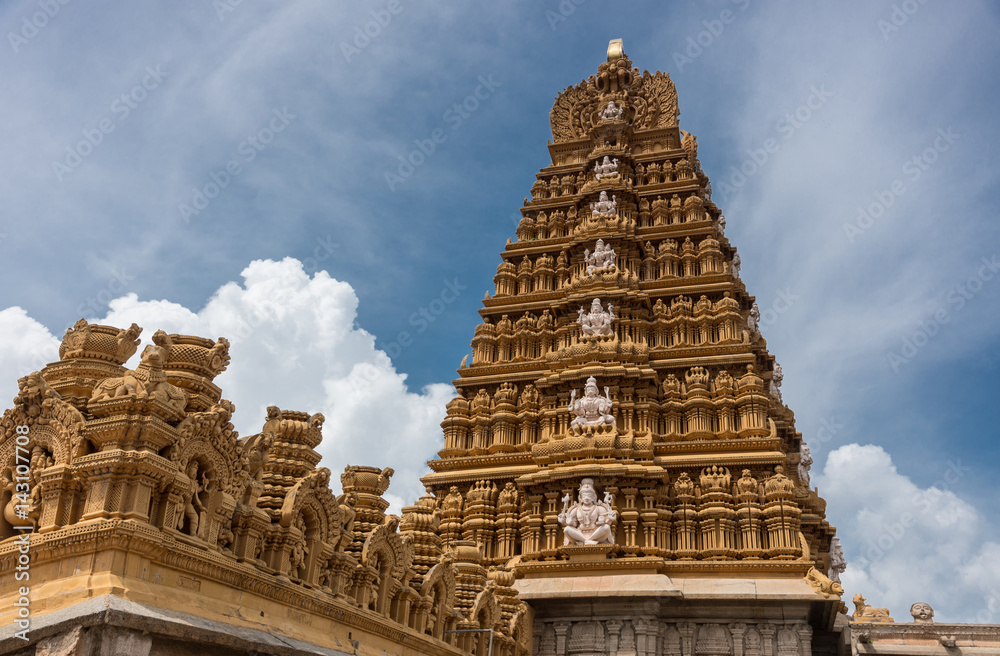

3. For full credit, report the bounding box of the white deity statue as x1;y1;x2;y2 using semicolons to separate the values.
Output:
748;301;760;333
798;440;812;488
717;214;726;235
558;478;617;545
731;252;740;279
590;191;617;217
829;537;847;583
770;362;783;402
569;376;615;431
584;239;617;275
594;156;619;181
577;298;615;337
600;100;623;121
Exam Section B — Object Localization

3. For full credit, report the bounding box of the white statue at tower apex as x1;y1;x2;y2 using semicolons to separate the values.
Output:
584;239;617;275
558;477;617;545
594;156;619;181
569;376;615;431
577;298;615;337
590;191;617;217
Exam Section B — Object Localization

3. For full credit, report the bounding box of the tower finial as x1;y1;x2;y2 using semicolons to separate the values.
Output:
607;38;624;62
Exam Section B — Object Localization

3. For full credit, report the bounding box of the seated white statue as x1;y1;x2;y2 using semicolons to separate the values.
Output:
594;156;619;181
584;239;617;275
558;478;617;545
600;100;623;121
569;376;615;430
590;191;617;217
577;298;615;337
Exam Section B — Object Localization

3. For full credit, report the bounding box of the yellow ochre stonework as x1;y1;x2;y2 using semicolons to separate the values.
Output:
2;39;999;656
0;324;529;655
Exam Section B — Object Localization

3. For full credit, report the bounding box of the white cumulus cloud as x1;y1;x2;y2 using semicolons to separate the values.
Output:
817;443;1000;622
0;258;453;507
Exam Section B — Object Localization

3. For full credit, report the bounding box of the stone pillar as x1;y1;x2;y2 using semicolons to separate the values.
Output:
729;623;748;656
759;623;776;656
795;623;812;656
678;622;696;656
607;619;623;656
554;621;571;656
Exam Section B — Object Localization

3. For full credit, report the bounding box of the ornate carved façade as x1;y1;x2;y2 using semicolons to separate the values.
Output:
0;319;529;656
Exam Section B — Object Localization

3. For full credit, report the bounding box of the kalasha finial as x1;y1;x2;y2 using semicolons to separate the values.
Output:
607;38;624;62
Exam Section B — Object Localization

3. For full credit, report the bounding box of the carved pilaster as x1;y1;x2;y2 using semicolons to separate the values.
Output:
758;624;776;656
729;623;748;656
553;621;571;656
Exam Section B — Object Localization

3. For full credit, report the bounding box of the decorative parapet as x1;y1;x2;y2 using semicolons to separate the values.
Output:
0;323;529;656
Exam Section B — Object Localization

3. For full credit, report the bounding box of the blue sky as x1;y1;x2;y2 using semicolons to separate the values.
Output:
1;0;999;622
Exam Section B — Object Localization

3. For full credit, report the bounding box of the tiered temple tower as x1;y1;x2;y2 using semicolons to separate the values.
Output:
422;40;846;656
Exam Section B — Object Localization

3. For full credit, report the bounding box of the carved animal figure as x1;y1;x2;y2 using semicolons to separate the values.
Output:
853;594;893;621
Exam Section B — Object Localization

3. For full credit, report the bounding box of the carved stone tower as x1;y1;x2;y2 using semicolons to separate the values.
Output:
422;40;845;656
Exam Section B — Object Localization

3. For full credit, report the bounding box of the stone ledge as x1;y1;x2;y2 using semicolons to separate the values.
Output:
0;595;352;656
514;573;682;599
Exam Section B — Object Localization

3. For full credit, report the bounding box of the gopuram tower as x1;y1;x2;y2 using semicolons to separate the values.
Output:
422;40;846;656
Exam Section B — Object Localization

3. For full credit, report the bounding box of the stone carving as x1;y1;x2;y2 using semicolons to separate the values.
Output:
600;100;623;121
335;492;358;552
569;376;615;431
731;251;740;279
748;301;761;333
798;441;812;488
910;602;935;623
584;239;617;275
593;156;619;181
577;298;616;337
558;478;617;545
805;567;844;598
853;594;895;622
829;536;846;583
590;191;617;218
90;340;188;415
178;460;206;536
550;49;678;142
770;362;783;402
